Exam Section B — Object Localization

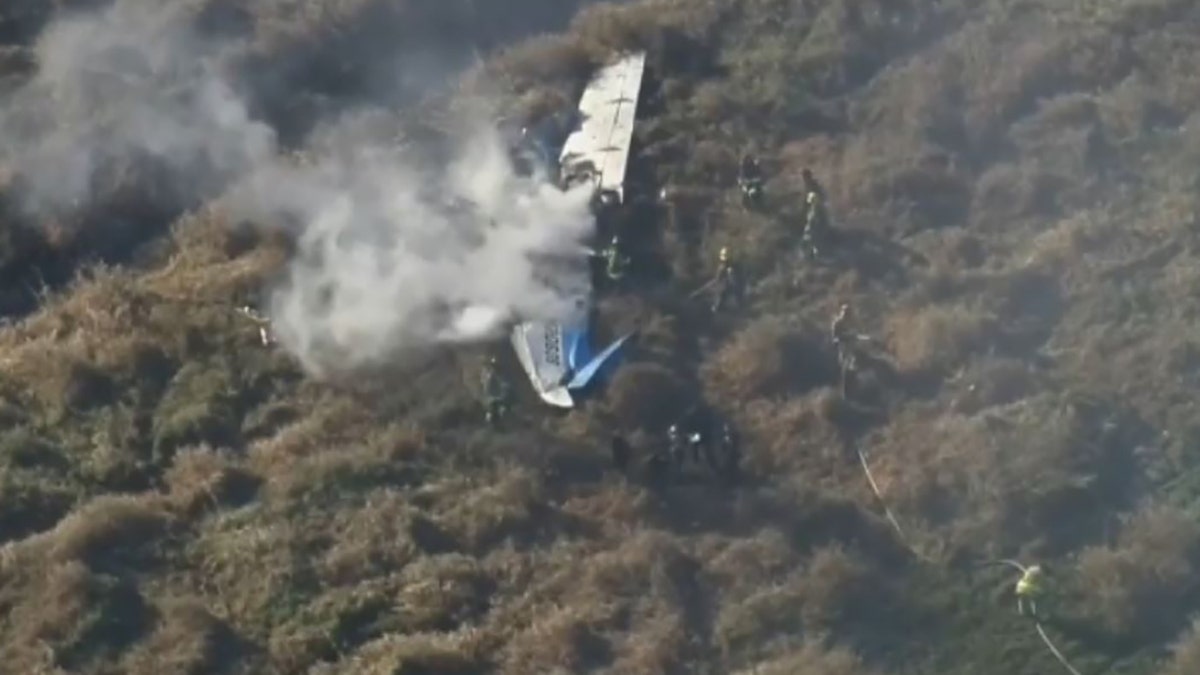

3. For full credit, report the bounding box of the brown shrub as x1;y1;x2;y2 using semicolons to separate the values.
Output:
847;152;972;233
885;302;995;376
934;230;988;269
311;629;486;675
796;543;877;633
260;431;422;507
733;638;882;675
715;575;805;658
49;494;173;567
780;135;844;189
702;317;830;403
394;555;493;633
487;33;597;89
19;560;95;645
867;396;1100;556
686;139;738;184
739;394;844;475
1019;211;1103;271
498;601;616;675
603;361;687;432
715;542;879;658
1075;503;1200;635
13;560;150;670
188;513;305;634
958;25;1076;142
705;527;801;595
610;607;687;675
435;467;544;552
947;357;1039;415
319;491;422;585
689;80;736;124
559;484;652;538
248;392;376;475
164;445;262;516
122;598;242;675
971;162;1064;229
1160;618;1200;675
571;0;721;64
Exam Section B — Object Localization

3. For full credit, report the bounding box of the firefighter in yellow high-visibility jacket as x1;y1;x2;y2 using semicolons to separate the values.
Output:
1015;564;1047;618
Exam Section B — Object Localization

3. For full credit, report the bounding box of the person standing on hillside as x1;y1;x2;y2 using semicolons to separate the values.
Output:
831;303;873;397
601;234;631;286
667;423;686;468
1016;564;1048;618
801;168;830;258
710;246;742;313
739;154;765;209
237;304;275;347
715;420;742;483
481;355;511;426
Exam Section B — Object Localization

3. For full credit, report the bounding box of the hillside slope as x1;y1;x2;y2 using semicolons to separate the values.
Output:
3;0;1200;673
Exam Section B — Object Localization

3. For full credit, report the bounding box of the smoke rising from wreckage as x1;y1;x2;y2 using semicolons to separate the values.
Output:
1;1;1200;674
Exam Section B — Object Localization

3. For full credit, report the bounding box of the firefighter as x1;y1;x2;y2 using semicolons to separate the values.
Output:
679;403;710;465
602;234;631;284
716;420;742;482
739;154;765;209
667;424;686;469
801;168;830;258
687;427;706;465
480;355;510;426
711;246;741;313
831;303;864;368
831;303;872;398
1016;564;1047;618
237;305;275;347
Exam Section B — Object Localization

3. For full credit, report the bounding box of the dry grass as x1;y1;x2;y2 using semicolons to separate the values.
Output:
2;0;1200;673
1075;503;1200;636
732;638;883;675
701;316;831;402
885;302;996;376
1159;618;1200;675
47;494;174;568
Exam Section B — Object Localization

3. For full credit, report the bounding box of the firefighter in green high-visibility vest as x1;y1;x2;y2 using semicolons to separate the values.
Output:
480;355;511;426
711;246;741;313
801;168;830;259
602;234;631;285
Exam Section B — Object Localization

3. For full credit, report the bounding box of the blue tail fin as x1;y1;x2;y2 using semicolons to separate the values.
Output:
564;326;592;374
567;333;633;391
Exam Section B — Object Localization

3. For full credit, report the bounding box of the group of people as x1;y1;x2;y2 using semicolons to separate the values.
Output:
739;156;831;258
610;404;742;488
598;155;831;316
478;141;871;490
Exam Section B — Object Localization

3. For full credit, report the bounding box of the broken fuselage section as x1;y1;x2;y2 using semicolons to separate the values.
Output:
509;52;646;409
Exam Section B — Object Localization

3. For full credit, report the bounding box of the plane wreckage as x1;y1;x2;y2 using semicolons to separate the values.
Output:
509;51;646;409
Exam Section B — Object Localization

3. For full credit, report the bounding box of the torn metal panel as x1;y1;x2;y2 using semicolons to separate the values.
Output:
558;51;646;202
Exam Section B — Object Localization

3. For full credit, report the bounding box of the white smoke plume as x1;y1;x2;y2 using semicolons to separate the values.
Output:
0;1;275;216
228;118;597;374
0;0;599;374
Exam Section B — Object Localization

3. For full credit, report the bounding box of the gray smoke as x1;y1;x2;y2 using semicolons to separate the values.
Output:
0;1;274;215
228;116;596;375
0;0;598;374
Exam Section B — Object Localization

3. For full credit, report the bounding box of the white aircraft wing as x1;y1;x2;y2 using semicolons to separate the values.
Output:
559;51;646;202
510;320;574;408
